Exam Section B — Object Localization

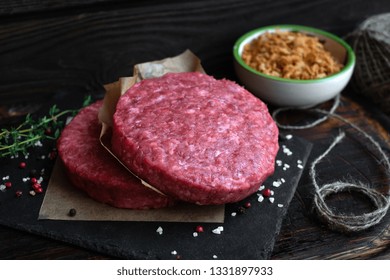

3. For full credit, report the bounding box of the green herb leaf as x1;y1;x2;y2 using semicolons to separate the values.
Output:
0;95;92;158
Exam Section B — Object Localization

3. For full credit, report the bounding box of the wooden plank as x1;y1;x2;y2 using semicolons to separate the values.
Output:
0;0;389;259
0;0;116;15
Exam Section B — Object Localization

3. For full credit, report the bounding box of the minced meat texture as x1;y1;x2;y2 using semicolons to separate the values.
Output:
112;72;279;205
57;100;175;209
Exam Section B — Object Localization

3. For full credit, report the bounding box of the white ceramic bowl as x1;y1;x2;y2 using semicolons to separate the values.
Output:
233;25;356;107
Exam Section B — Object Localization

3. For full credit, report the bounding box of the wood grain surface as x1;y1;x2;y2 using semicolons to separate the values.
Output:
0;0;389;259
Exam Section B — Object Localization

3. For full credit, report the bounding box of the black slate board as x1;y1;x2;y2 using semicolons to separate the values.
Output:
0;133;311;260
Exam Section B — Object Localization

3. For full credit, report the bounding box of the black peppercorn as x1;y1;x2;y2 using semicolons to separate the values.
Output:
237;206;246;214
29;169;38;177
68;208;77;217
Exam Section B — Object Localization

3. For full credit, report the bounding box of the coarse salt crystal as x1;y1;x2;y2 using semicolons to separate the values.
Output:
297;164;304;169
231;212;237;217
213;255;218;259
272;180;282;187
212;226;224;235
257;195;264;202
270;190;275;195
258;185;265;191
269;197;275;203
156;226;163;235
281;178;285;183
277;204;284;208
171;250;177;255
282;145;293;156
22;178;28;182
286;134;293;140
193;232;198;237
276;160;283;166
34;140;43;147
0;185;6;192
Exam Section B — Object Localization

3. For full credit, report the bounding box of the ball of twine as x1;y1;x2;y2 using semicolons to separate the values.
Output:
346;13;390;114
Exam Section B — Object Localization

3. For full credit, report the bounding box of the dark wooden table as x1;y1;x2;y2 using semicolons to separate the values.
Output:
0;0;389;259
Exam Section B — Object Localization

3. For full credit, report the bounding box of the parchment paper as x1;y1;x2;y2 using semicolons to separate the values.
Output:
39;160;224;222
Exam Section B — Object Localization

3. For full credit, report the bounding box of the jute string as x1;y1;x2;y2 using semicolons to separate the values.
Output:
345;13;390;114
273;94;390;232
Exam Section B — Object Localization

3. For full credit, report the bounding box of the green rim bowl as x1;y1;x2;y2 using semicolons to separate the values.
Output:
233;24;356;107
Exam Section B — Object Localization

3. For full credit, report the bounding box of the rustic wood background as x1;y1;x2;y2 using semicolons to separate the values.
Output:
0;0;389;259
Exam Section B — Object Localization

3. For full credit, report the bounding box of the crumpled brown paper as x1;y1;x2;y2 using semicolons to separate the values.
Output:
39;50;225;222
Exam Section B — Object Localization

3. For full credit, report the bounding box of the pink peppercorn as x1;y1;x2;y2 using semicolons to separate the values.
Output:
195;225;204;233
32;183;41;191
35;187;43;194
262;188;272;197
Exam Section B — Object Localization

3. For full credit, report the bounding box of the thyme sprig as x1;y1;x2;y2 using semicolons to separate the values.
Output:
0;95;92;158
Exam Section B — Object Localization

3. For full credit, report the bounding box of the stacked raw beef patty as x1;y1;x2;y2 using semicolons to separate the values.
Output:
112;72;279;205
57;101;175;209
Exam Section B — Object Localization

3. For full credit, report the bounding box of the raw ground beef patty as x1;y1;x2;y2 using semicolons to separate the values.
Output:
112;72;279;205
57;101;175;209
